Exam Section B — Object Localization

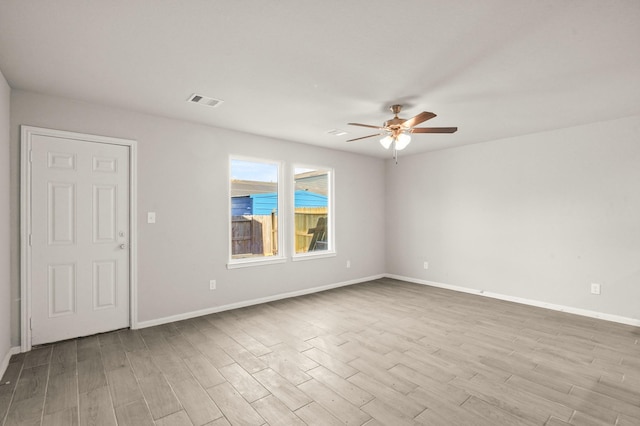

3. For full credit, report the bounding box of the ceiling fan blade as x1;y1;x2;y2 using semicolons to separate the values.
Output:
402;111;436;128
348;122;384;129
346;133;384;142
411;127;458;134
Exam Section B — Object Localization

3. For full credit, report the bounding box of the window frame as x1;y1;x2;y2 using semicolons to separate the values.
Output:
291;164;336;261
227;155;286;269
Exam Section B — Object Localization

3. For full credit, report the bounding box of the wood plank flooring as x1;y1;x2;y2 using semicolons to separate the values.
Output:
1;278;639;425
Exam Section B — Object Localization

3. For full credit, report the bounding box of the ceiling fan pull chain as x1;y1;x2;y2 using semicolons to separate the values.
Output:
393;141;398;164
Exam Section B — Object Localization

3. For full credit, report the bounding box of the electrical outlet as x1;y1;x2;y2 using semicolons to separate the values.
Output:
424;261;429;270
346;260;351;269
209;280;216;290
590;283;601;295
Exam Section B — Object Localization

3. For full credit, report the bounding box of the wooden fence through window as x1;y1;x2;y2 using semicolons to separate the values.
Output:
231;207;327;257
295;207;327;254
231;212;277;258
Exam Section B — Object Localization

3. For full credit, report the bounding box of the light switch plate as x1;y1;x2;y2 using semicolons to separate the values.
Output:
147;212;156;224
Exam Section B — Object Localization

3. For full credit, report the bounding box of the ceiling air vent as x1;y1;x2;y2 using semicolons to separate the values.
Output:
187;93;224;108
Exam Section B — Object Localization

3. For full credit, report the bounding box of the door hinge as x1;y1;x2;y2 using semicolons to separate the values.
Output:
29;234;32;246
29;150;33;163
29;318;32;330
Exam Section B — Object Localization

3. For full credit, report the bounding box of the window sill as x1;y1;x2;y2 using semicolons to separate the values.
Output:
291;251;336;262
227;256;287;269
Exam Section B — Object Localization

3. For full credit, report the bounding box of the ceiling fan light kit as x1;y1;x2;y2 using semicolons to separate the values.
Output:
347;104;457;161
393;133;411;150
380;135;393;149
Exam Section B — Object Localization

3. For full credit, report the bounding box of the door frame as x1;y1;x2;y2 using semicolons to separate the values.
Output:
20;125;138;352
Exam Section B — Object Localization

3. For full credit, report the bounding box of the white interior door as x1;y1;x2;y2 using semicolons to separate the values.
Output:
29;133;130;345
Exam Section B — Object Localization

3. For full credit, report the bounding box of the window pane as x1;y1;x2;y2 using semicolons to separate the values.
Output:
294;167;330;254
230;159;279;259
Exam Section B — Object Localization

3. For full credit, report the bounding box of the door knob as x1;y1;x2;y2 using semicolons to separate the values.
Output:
119;244;127;249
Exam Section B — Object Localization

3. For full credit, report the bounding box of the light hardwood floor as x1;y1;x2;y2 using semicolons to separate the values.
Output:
1;278;639;425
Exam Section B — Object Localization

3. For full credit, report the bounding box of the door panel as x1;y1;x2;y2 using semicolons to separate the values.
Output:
93;260;117;309
48;263;76;317
48;182;76;245
30;134;130;345
93;185;117;242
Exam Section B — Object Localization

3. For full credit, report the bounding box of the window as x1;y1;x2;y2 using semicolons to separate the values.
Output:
293;166;334;258
229;158;284;267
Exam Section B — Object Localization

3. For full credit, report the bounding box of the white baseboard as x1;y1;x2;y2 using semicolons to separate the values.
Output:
1;346;21;381
136;274;385;329
386;274;640;327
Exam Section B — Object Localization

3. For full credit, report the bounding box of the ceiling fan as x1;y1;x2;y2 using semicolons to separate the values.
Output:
347;104;457;160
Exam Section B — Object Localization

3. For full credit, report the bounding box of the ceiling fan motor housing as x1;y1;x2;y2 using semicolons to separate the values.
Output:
385;104;407;130
384;118;405;128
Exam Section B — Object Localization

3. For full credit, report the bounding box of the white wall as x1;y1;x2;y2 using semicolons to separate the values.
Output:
0;69;11;368
9;90;386;344
386;115;640;321
9;88;638;349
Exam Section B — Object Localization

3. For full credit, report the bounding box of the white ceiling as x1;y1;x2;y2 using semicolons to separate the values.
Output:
1;1;639;158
